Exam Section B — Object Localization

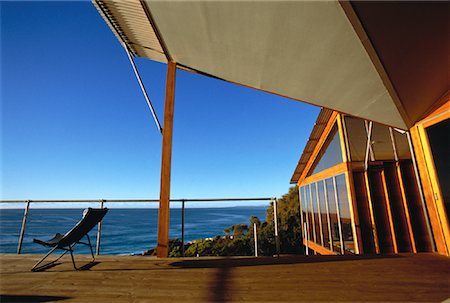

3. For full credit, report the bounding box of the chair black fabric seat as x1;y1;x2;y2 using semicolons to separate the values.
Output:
31;208;108;271
33;233;64;247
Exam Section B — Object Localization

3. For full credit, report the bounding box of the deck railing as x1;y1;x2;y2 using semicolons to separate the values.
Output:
0;198;279;256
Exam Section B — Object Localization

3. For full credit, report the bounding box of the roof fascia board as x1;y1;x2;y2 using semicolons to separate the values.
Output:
297;111;339;185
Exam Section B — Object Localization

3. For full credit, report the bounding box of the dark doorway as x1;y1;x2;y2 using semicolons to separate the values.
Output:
426;118;450;219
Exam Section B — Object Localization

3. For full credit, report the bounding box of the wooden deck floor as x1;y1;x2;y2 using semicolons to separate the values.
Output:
0;253;449;302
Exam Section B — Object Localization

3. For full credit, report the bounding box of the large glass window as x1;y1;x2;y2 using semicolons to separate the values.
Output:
371;123;395;160
311;183;322;246
300;173;355;255
317;180;331;250
310;125;343;175
305;185;314;242
393;130;411;159
344;116;411;162
344;116;367;161
302;186;311;242
300;186;307;239
326;177;342;253
336;174;354;254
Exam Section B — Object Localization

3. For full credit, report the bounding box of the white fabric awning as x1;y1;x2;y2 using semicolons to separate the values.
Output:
93;0;449;130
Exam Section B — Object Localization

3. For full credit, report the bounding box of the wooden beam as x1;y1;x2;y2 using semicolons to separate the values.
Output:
300;162;347;186
420;100;449;128
304;239;338;255
157;61;177;258
298;112;338;184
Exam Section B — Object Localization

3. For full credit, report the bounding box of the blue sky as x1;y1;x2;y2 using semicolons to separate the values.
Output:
1;1;319;207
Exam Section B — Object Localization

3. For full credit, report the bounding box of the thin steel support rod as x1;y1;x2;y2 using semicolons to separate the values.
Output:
273;198;280;257
389;127;399;161
302;188;311;252
364;121;373;171
253;223;258;257
364;120;375;161
406;132;436;252
308;184;316;243
316;183;324;246
17;200;30;254
181;200;185;257
96;200;105;256
323;180;333;251
123;42;163;134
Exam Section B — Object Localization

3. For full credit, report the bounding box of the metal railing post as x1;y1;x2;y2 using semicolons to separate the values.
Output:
17;200;30;254
253;222;258;257
273;198;280;257
304;222;309;256
181;199;185;257
96;199;105;255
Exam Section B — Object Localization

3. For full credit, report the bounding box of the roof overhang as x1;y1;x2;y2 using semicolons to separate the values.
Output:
290;108;335;184
93;0;448;130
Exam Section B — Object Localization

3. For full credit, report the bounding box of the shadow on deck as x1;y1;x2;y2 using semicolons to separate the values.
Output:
1;253;449;302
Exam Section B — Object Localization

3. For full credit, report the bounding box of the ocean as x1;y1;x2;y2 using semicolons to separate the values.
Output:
0;206;268;255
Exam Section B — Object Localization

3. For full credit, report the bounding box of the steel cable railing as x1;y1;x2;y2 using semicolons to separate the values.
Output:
0;198;278;256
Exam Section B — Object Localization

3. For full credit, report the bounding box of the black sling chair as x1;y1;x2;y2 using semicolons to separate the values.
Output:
31;208;108;271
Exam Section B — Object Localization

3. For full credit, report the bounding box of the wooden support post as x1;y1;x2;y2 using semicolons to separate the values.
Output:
157;61;177;258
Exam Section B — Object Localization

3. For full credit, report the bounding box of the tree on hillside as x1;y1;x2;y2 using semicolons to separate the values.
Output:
260;186;303;254
161;186;303;257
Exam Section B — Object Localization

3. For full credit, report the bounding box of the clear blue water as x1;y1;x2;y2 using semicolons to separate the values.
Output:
0;207;268;255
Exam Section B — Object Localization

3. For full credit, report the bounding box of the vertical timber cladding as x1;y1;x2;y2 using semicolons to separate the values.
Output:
382;162;413;252
352;170;377;254
157;61;177;258
367;167;395;253
399;160;433;252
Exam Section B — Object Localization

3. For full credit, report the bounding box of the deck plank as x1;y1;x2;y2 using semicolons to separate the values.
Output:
1;253;449;302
